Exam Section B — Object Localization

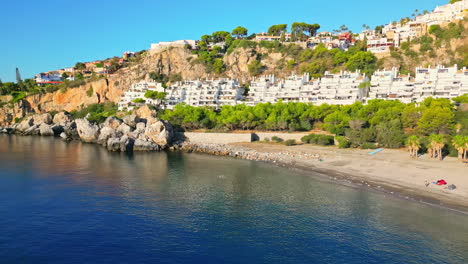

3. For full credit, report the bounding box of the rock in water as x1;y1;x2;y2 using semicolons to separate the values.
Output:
144;119;173;149
51;125;64;137
39;123;54;136
106;136;134;152
53;112;72;126
16;117;34;132
34;113;53;125
75;119;100;143
97;126;116;146
24;125;40;135
134;139;160;151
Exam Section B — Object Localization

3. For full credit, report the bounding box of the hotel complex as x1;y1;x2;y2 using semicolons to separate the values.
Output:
118;79;244;110
118;65;468;110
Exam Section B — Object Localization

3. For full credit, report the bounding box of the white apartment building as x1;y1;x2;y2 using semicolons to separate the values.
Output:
367;0;466;53
119;79;244;110
118;81;165;111
368;65;468;103
366;37;394;53
247;71;368;105
149;40;198;54
163;79;244;109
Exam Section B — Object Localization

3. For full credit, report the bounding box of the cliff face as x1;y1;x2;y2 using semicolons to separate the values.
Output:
0;45;297;126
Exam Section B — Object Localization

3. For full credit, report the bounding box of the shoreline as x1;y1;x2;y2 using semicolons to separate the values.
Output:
178;142;468;214
2;130;467;213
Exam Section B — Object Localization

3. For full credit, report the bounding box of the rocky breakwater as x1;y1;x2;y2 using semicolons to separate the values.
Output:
0;106;173;153
178;142;324;167
178;142;288;164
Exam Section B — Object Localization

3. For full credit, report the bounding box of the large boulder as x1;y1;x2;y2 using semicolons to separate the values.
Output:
53;112;72;126
134;105;156;121
51;125;64;137
129;122;146;139
97;126;116;146
144;119;173;149
106;136;134;152
34;113;53;125
24;125;40;135
123;115;140;128
103;116;123;130
16;117;34;132
133;139;160;151
116;123;132;135
39;123;54;136
75;119;100;143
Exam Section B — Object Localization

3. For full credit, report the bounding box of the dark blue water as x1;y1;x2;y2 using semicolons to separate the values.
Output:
1;135;467;263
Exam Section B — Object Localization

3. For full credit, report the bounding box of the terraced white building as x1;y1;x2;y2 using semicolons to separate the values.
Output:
367;65;468;103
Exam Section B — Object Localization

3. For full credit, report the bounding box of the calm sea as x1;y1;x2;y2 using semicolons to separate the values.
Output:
0;135;467;264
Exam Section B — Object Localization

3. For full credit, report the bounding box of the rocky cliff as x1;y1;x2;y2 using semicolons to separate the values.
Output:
0;45;291;126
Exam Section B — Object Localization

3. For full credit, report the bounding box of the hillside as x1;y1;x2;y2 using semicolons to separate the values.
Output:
0;16;467;126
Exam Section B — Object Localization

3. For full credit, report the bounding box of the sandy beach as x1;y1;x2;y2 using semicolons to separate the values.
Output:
222;142;468;211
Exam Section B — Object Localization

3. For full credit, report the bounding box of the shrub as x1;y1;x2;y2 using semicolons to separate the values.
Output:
14;117;23;123
301;134;334;145
48;110;58;118
271;136;284;143
284;139;296;146
86;86;93;97
264;137;270;142
361;142;377;149
337;136;351;148
70;102;117;124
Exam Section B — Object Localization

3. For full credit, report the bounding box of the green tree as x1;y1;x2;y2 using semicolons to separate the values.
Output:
75;62;86;70
406;135;421;158
212;59;226;74
232;26;248;38
248;60;264;76
345;51;378;75
267;24;288;36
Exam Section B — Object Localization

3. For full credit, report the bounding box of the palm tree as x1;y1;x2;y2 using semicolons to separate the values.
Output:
429;134;445;160
452;135;467;161
406;135;420;158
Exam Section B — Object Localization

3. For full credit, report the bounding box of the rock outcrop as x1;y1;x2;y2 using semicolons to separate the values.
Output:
1;106;173;153
75;119;100;143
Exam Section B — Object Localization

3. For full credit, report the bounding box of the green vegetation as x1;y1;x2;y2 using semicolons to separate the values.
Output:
86;86;93;97
291;22;320;41
452;94;468;103
232;26;248;38
248;60;264;76
160;97;466;154
301;134;335;145
70;103;117;123
284;139;297;146
271;136;284;143
267;24;288;36
132;98;146;104
144;90;167;100
386;21;466;73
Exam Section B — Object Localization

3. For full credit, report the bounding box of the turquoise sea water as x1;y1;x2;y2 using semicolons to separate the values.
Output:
0;135;467;263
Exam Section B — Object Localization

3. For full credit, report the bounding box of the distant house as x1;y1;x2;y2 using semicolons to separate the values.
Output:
149;40;197;54
255;33;291;42
123;51;136;58
34;73;63;85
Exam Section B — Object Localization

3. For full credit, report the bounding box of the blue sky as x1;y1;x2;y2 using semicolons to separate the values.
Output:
0;0;447;82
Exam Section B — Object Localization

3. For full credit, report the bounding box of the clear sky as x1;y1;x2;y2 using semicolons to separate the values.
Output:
0;0;448;82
